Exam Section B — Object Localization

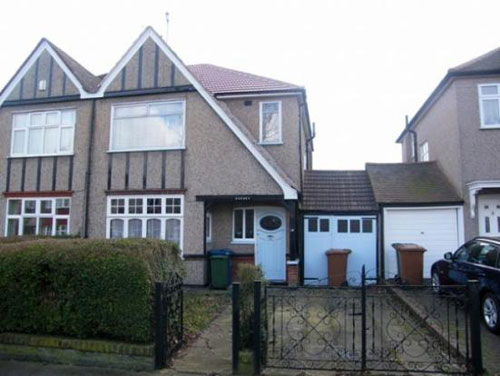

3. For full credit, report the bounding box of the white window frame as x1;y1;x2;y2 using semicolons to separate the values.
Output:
109;99;186;153
10;108;76;157
419;141;429;162
232;207;256;243
5;197;71;236
105;194;184;252
206;212;212;243
259;101;282;145
478;84;500;129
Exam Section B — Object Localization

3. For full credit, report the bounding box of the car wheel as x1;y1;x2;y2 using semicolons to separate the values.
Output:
431;271;441;294
482;293;500;334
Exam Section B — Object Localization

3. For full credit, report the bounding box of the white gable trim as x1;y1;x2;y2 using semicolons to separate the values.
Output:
97;27;297;199
0;40;88;106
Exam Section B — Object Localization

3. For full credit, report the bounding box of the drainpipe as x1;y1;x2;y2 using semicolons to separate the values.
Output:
406;115;418;163
83;99;97;238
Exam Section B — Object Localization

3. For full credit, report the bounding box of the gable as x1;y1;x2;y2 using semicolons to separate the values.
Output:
104;37;190;93
0;40;88;105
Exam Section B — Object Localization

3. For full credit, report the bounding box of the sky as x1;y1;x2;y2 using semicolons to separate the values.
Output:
1;0;499;170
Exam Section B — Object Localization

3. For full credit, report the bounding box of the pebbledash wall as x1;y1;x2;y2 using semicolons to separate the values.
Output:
401;75;500;240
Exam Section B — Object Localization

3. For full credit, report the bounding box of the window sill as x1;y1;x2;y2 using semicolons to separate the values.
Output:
107;147;186;153
480;125;500;130
9;153;74;159
231;240;255;245
259;142;283;146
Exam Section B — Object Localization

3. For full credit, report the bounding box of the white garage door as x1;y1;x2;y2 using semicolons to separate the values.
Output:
384;207;464;279
304;215;377;286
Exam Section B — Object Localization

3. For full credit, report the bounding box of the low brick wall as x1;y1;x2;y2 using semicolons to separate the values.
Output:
0;333;154;371
232;255;254;282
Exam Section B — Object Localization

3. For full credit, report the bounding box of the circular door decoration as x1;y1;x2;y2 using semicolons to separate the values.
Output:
260;215;282;231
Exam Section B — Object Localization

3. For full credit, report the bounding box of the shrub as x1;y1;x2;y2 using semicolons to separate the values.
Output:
0;238;185;343
237;263;265;349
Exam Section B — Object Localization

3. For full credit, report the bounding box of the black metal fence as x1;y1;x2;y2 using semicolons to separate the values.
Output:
154;276;184;369
233;268;483;375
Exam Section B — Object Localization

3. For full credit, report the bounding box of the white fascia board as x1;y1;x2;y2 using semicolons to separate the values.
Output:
216;92;303;99
0;41;89;106
97;27;297;199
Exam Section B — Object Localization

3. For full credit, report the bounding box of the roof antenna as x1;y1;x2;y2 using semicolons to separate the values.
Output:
165;12;170;42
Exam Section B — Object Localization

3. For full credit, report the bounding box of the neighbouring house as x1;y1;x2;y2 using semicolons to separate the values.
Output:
398;47;500;243
0;27;313;285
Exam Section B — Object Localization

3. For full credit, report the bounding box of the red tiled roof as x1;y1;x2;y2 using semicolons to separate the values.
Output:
187;64;302;95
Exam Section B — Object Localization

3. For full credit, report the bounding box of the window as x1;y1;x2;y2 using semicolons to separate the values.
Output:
106;195;183;249
5;197;71;236
479;84;500;128
419;142;429;162
259;101;282;144
11;109;75;156
233;208;255;241
337;219;348;233
319;218;329;232
454;245;471;262
410;133;416;159
206;212;212;242
110;101;185;151
469;242;499;268
308;217;318;232
362;219;373;233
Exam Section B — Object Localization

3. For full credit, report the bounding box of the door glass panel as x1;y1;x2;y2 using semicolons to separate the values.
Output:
260;215;282;231
362;219;373;233
485;216;490;233
23;218;37;235
308;218;318;232
337;219;348;233
38;218;53;235
350;219;360;233
319;218;329;232
497;217;500;233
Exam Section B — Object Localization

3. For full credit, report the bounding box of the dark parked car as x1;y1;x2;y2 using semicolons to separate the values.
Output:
431;237;500;334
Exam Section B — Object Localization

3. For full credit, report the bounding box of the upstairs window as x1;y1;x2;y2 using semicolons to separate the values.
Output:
479;84;500;128
419;142;429;162
260;101;282;144
111;100;185;151
11;109;75;156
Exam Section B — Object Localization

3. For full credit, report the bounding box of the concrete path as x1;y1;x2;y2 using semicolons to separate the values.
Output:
163;306;232;375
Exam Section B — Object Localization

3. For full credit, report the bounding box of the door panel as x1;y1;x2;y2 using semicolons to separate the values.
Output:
478;195;500;236
384;208;461;279
256;208;286;281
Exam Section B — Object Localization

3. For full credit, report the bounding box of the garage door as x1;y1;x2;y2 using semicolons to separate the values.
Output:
304;215;377;286
383;207;464;279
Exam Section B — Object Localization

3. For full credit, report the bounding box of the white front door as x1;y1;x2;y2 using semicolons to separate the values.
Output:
478;194;500;236
255;208;286;281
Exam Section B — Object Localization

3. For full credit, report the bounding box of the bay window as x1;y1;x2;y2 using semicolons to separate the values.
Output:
5;197;71;236
11;109;75;156
110;100;185;151
106;195;184;250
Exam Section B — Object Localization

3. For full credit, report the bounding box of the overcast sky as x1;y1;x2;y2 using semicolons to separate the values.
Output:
1;0;499;170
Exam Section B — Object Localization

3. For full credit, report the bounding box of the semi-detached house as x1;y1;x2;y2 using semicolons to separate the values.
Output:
0;27;313;285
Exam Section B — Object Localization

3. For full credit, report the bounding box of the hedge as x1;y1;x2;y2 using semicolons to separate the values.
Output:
0;238;185;343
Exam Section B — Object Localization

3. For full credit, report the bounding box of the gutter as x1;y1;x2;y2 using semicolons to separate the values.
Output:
83;99;97;238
